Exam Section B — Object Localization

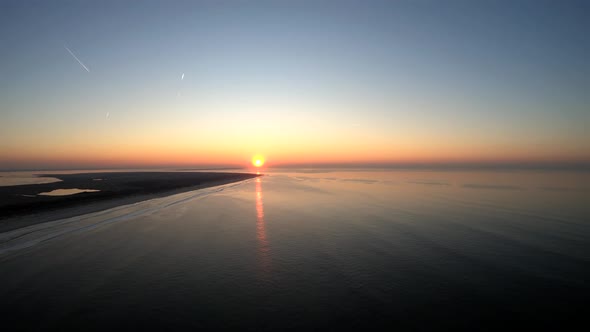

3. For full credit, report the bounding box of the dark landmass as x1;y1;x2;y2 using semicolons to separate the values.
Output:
176;167;243;171
0;172;259;232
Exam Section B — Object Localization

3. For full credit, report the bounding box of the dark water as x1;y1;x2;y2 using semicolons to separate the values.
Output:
1;169;589;330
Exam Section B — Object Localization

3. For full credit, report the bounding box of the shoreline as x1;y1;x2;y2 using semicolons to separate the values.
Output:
0;172;260;233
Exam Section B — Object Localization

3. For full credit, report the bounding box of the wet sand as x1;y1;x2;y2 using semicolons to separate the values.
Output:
0;172;260;232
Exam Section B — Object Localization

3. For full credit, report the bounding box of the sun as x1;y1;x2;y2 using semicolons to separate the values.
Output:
252;155;265;167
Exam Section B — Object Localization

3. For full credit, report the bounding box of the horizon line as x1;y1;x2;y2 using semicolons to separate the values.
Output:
2;161;590;172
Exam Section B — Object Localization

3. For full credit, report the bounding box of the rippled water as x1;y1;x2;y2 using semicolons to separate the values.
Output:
1;169;589;330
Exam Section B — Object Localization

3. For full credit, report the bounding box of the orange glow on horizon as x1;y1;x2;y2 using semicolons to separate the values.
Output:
1;133;588;169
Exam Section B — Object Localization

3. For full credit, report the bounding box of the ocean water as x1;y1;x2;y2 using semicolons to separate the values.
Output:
0;169;589;330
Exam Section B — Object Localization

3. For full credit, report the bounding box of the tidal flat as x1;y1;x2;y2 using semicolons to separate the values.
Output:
0;171;259;232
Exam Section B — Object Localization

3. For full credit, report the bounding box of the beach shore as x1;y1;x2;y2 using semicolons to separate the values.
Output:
0;172;259;232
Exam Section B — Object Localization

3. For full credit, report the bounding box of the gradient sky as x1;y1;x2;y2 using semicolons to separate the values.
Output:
1;0;589;169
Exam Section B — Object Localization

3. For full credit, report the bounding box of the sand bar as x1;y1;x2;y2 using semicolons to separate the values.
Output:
0;172;259;232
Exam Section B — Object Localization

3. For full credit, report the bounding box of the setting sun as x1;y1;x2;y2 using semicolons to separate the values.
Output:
252;155;265;167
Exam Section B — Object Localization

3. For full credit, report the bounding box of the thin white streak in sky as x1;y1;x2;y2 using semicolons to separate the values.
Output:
64;46;90;72
181;73;184;80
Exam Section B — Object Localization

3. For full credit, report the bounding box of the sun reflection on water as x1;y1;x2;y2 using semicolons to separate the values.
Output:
255;177;270;272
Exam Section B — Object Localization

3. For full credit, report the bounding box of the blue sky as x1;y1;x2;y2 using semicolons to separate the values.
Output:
1;0;589;169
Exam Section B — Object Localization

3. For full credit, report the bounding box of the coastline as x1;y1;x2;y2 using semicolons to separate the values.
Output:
0;172;260;233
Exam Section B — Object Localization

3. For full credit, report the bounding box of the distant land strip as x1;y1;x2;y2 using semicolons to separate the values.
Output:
0;172;260;232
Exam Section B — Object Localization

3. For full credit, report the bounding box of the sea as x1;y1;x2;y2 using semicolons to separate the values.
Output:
0;168;589;330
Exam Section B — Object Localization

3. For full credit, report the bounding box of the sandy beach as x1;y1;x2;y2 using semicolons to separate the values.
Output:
0;172;260;232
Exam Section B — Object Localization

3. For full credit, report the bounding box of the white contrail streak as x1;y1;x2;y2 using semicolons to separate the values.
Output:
64;46;90;72
181;73;184;80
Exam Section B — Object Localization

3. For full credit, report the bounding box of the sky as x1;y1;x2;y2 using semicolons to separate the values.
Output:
1;0;589;170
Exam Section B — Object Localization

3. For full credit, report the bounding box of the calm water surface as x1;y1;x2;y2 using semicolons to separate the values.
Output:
1;169;589;330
